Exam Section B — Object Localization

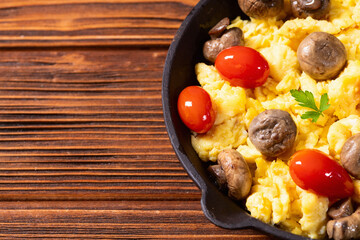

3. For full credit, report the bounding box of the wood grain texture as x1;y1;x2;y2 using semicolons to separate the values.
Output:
0;0;274;239
0;0;197;47
0;47;202;200
0;201;273;239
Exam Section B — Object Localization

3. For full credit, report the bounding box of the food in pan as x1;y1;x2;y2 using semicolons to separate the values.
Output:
176;0;360;239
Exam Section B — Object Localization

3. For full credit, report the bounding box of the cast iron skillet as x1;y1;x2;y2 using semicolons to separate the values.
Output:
162;0;311;239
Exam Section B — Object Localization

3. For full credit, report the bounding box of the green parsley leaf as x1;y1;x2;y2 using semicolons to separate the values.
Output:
290;89;318;111
300;111;321;123
290;89;331;123
319;93;330;113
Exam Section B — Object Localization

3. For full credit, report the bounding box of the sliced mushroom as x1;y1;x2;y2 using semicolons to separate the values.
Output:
328;198;354;220
297;32;347;81
203;18;244;63
203;28;244;63
217;149;252;200
327;207;360;240
238;0;284;19
290;0;330;20
249;109;297;158
340;133;360;179
207;164;228;191
208;17;230;39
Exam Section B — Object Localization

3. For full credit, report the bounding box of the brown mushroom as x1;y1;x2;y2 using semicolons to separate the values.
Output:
238;0;284;19
249;109;297;158
290;0;330;20
207;164;228;191
203;18;244;63
340;133;360;179
297;32;347;81
208;17;230;39
327;207;360;240
328;198;354;220
216;149;252;200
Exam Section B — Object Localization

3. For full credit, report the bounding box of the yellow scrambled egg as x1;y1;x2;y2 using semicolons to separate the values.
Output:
192;0;360;238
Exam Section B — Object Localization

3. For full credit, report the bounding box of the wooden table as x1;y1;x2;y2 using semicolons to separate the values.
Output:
0;1;272;239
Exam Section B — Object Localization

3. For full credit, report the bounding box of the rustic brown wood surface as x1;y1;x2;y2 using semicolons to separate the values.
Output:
0;0;273;239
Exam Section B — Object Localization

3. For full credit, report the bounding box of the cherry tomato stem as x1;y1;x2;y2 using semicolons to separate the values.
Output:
289;149;354;199
177;86;216;133
215;46;270;89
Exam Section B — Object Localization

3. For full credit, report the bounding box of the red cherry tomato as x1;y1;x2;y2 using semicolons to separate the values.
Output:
177;86;216;133
289;149;354;199
215;46;270;88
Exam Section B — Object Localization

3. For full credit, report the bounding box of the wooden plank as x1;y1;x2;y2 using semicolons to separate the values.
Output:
0;0;197;47
0;200;272;239
0;47;204;200
0;1;276;239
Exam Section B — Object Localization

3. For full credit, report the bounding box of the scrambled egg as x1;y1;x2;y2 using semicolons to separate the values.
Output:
247;158;329;238
192;0;360;238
